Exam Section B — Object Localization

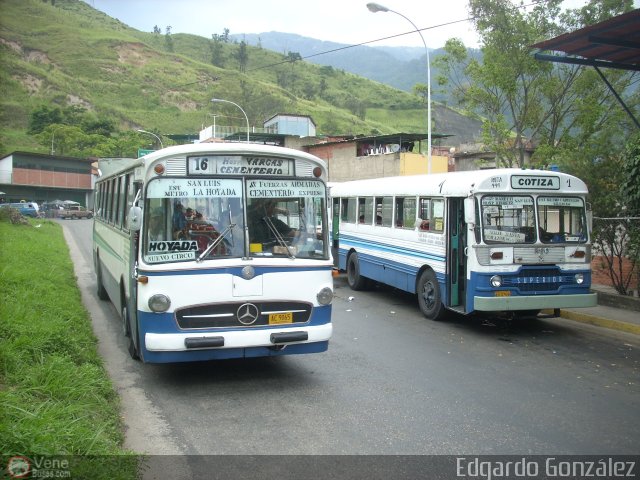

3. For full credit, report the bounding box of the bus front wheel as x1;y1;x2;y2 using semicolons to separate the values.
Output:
347;252;369;291
121;303;140;361
417;269;446;321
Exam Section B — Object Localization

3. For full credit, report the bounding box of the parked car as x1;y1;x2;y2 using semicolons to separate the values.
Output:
0;202;40;217
59;204;93;219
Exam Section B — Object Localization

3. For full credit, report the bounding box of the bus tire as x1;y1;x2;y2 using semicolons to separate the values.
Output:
417;269;446;321
122;303;140;361
96;260;109;301
347;252;369;291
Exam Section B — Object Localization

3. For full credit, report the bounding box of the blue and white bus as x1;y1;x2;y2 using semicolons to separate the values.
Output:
330;169;597;320
93;143;333;363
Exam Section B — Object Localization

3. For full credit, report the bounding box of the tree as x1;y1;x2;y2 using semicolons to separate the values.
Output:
210;35;225;68
234;40;249;73
434;0;633;167
412;83;429;105
28;106;62;134
165;26;174;52
620;133;640;294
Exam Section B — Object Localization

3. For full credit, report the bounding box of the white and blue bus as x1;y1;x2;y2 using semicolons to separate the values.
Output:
330;169;597;320
93;143;333;363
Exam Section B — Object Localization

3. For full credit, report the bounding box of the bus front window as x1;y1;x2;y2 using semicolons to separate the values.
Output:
143;177;245;263
246;179;327;259
481;195;536;244
537;197;587;243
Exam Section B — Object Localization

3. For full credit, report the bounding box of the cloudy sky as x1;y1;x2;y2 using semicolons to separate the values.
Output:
82;0;487;50
83;0;636;51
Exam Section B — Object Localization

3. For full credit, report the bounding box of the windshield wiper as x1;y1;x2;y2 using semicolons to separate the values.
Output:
263;216;295;258
196;223;235;262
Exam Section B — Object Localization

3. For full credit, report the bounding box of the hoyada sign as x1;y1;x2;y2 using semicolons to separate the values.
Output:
148;241;197;252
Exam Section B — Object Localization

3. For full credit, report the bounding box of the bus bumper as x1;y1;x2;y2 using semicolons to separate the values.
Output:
145;323;333;352
473;292;598;312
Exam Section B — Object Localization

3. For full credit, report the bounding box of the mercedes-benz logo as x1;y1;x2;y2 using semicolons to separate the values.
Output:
237;303;260;325
241;265;256;280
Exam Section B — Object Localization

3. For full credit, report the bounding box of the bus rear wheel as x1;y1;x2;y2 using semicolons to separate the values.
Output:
417;269;446;321
96;260;109;301
347;252;369;291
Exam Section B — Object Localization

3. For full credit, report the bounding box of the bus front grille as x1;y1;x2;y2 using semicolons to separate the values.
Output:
175;301;312;329
502;267;574;292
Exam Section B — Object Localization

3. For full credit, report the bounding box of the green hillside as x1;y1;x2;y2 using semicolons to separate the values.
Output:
0;0;470;156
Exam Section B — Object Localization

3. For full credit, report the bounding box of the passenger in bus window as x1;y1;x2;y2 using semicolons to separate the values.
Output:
172;203;187;239
148;211;165;241
248;199;296;243
415;218;429;230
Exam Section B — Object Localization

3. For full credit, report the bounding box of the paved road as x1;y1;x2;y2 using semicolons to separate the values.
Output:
60;219;639;459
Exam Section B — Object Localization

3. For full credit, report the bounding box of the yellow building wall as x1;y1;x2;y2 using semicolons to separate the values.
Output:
400;153;448;175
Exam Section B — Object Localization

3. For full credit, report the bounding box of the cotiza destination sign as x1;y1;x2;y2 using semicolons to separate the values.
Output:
187;155;294;176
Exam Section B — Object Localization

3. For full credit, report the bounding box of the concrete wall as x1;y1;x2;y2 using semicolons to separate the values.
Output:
317;148;450;182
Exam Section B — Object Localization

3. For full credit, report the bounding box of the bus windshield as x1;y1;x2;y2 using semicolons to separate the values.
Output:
143;177;327;263
480;194;587;244
481;195;536;244
537;196;587;243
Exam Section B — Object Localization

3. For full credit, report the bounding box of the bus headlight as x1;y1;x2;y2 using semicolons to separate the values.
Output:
149;294;171;312
490;275;503;288
317;287;333;305
574;273;584;284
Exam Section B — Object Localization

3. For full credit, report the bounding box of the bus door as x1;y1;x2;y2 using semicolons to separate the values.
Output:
447;198;467;311
331;197;340;267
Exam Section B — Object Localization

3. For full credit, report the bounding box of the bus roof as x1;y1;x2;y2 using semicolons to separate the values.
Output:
140;143;326;168
329;169;588;197
97;143;327;180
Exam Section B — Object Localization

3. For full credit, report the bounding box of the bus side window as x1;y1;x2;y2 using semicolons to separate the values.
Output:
358;198;366;223
419;197;431;230
396;196;417;229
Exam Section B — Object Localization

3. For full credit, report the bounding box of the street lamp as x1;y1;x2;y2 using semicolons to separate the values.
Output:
211;98;250;143
367;2;432;173
136;129;164;149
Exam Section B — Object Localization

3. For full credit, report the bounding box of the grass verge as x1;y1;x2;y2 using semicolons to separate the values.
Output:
0;214;140;478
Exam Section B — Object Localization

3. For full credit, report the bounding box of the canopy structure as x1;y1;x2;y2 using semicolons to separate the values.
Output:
531;8;640;128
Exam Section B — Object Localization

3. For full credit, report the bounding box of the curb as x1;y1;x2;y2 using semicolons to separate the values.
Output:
542;309;640;336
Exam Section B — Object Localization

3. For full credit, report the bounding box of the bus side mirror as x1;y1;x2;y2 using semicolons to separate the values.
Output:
128;206;142;231
464;197;475;226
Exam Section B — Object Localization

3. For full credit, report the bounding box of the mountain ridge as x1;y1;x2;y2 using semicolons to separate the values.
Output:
0;0;482;156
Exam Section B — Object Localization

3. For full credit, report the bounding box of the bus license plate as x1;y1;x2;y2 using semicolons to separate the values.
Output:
269;312;293;325
495;291;511;297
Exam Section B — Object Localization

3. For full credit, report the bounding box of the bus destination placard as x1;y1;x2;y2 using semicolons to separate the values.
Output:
511;175;560;190
188;155;293;176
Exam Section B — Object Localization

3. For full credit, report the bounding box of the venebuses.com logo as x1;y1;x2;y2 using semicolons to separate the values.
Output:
6;456;31;478
6;456;70;478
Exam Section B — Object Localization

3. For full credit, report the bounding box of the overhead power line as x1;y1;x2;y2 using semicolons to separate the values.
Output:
245;0;552;73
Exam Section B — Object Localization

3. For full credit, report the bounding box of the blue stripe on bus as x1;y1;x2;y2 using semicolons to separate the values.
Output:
338;233;446;263
137;304;331;363
138;304;331;334
337;238;447;295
